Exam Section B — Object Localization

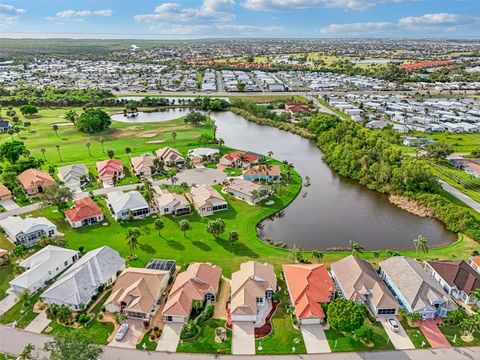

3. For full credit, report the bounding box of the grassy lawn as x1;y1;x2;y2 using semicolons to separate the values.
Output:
177;319;231;354
0;354;15;360
0;292;40;328
440;324;480;347
136;329;158;351
431;162;480;204
400;319;430;349
0;264;14;301
325;318;394;352
421;132;480;153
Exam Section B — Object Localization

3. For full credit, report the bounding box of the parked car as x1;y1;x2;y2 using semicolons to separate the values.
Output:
387;318;399;332
115;323;129;341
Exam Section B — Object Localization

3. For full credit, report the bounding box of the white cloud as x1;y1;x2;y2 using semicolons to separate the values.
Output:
55;9;113;18
0;2;25;14
242;0;398;12
147;23;282;36
0;13;18;28
398;13;477;29
319;21;392;34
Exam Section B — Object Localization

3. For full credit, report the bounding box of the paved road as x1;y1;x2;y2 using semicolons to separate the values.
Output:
440;180;480;214
0;202;43;220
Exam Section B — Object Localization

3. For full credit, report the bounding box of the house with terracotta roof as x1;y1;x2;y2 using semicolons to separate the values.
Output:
229;261;277;325
330;255;399;316
0;183;12;201
219;151;259;168
285;102;311;114
243;165;281;183
65;197;104;228
155;147;185;167
187;184;227;216
224;179;268;205
130;153;155;178
468;256;480;275
96;159;124;185
105;267;170;321
425;260;480;306
17;169;55;195
162;263;222;323
282;264;335;325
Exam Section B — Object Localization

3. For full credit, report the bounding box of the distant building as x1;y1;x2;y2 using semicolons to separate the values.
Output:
219;151;259;168
0;120;12;133
285;102;310;114
57;164;89;193
156;147;185;167
153;187;190;216
0;216;58;247
0;183;12;201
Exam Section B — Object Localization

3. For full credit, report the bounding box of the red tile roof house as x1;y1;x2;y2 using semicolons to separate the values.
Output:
282;264;336;325
425;260;480;306
96;159;124;185
285;102;311;114
468;256;480;275
17;169;56;195
219;151;259;168
242;165;281;183
162;263;222;324
65;197;104;229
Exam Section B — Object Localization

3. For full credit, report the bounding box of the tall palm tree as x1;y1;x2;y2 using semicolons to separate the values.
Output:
349;240;364;257
238;153;247;168
85;142;92;156
126;227;141;257
40;148;47;161
154;218;164;237
413;235;429;259
56;145;63;162
99;137;105;153
168;174;179;185
171;131;177;142
52;124;59;137
125;147;132;159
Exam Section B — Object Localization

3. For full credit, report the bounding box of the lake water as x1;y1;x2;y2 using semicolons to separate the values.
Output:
111;108;192;123
113;109;456;250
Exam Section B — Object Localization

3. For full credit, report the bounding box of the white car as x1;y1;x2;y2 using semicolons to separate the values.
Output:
387;318;400;332
115;323;129;341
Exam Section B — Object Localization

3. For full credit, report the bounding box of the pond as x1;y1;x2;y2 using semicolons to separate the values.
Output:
113;109;456;250
111;108;192;123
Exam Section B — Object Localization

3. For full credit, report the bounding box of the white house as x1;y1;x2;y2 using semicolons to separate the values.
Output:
57;164;89;193
106;190;150;221
187;147;220;161
41;246;125;311
0;216;58;247
224;179;268;205
9;246;78;294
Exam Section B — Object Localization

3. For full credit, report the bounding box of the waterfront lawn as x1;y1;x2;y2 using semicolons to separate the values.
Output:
136;329;158;351
177;319;232;354
0;292;40;329
400;319;430;349
325;319;394;352
440;324;480;347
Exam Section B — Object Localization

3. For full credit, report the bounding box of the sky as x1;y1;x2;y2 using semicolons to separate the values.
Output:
0;0;479;39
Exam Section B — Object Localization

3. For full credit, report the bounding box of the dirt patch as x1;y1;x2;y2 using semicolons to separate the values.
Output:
142;132;158;138
52;122;73;127
126;126;144;131
389;195;433;217
146;140;165;144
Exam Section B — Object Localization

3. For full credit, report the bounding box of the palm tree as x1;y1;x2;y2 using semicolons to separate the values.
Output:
311;250;324;263
56;145;63;162
267;151;274;158
18;343;35;360
154;218;164;237
99;137;105;153
107;149;115;159
125;147;132;159
171;131;177;142
238;153;247;168
52;124;59;137
290;245;304;263
40;148;47;161
126;227;141;257
349;240;364;257
229;230;239;251
179;219;190;238
86;142;92;156
413;235;429;259
168;174;179;185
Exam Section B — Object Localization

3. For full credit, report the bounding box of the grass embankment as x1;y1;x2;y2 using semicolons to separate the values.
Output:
177;319;232;354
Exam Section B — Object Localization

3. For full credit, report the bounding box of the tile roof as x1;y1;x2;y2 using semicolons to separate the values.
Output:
0;183;11;198
65;197;103;222
96;159;123;178
243;165;281;177
17;169;55;190
427;260;480;295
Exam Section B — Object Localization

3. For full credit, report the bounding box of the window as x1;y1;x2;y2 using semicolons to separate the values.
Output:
64;261;68;266
378;308;396;315
256;297;264;304
166;316;173;322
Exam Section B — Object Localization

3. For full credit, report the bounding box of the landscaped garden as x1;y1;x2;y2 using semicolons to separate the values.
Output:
177;319;232;354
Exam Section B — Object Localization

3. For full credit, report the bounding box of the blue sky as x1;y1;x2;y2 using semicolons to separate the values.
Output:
0;0;479;38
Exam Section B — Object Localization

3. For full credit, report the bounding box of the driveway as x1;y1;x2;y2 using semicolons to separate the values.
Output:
420;319;451;349
25;311;50;334
156;322;182;352
0;199;19;211
232;322;255;355
301;324;331;354
109;319;145;349
213;277;230;320
379;316;415;350
0;292;17;316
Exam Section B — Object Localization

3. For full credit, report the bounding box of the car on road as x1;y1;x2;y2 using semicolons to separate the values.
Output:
387;318;400;332
115;323;129;341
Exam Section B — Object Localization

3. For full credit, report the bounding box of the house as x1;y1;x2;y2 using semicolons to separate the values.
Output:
0;183;12;201
224;179;268;205
153;187;190;216
155;147;185;167
219;151;259;168
162;263;222;323
187;147;220;161
187;185;227;216
330;256;399;316
243;165;281;183
96;159;124;185
9;245;78;294
105;267;170;321
425;260;480;306
468;256;480;275
229;261;277;325
57;164;89;192
0;119;12;132
0;216;58;247
106;190;150;221
41;246;125;311
285;102;311;114
131;153;155;178
146;258;176;278
282;264;335;324
64;197;104;228
379;256;457;319
17;169;55;195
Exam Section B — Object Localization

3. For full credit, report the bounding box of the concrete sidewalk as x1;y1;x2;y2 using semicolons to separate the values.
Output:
25;311;50;334
0;292;17;316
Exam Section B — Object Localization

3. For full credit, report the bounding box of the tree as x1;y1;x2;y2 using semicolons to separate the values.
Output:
154;218;164;237
460;314;480;338
19;289;31;305
172;131;177;142
125;147;131;158
327;298;365;332
349;240;364;257
64;109;78;124
99;137;105;153
229;230;239;250
56;144;62;161
126;227;141;257
19;104;38;117
23;121;31;131
290;245;305;263
107;149;115;159
312;250;324;262
179;219;190;238
470;289;480;303
41;184;73;207
76;108;111;133
425;141;453;160
85;142;92;156
52;124;59;136
0;140;29;164
43;332;103;360
413;235;429;259
205;218;226;239
168;174;178;185
18;343;35;360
